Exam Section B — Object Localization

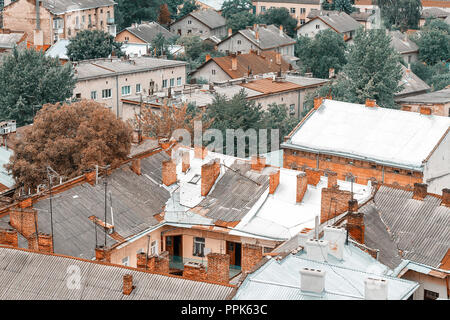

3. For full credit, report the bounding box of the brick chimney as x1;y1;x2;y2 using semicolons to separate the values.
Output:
182;150;190;173
320;188;352;224
313;97;323;110
0;229;18;247
348;199;358;213
228;28;232;37
95;245;111;262
326;170;338;189
28;232;53;253
19;197;32;208
296;172;308;203
205;53;211;62
275;52;281;65
136;251;170;273
183;261;207;281
365;99;376;107
420;106;432;115
162;160;177;186
194;145;207;159
85;170;97;185
251;155;266;172
269;169;280;194
441;188;450;207
123;274;134;295
130;158;141;175
201;159;220;196
207;253;230;283
255;30;259;41
304;167;321;186
347;211;365;244
412;183;427;200
279;24;283;35
231;53;237;71
242;244;262;273
9;207;37;238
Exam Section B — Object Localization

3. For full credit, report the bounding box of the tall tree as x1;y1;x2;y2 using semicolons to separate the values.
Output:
115;0;163;30
415;28;450;65
151;32;169;56
67;30;123;61
221;0;253;19
377;0;422;31
6;100;132;191
334;0;354;14
158;3;172;26
177;0;199;19
257;7;298;38
0;48;75;126
295;29;347;78
226;11;256;33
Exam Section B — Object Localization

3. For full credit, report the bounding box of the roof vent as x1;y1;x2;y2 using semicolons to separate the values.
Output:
305;238;328;262
300;268;326;293
365;277;388;300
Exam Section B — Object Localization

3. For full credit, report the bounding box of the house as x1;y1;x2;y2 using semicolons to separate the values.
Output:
0;29;26;54
191;50;292;82
72;56;187;119
0;246;235;299
397;87;450;117
251;0;322;26
2;0;117;48
307;8;380;30
296;11;362;42
232;225;419;300
281;98;450;194
115;21;174;57
185;0;225;12
389;30;419;65
354;183;450;300
45;39;69;64
420;7;450;26
422;0;450;10
395;65;431;100
169;9;227;38
217;24;296;57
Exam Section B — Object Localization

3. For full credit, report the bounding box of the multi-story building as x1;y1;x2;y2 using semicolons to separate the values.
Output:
72;56;187;119
2;0;117;48
252;0;322;26
169;8;227;39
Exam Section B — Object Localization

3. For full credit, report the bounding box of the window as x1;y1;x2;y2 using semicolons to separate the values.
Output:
408;55;411;63
300;8;306;14
193;237;205;257
151;240;158;256
261;6;266;12
237;40;241;45
300;19;305;25
136;83;141;93
212;69;216;75
424;289;439;300
187;29;192;34
102;88;112;99
166;236;172;246
316;24;320;29
122;256;129;266
162;79;168;88
188;20;192;25
121;85;131;96
177;77;182;86
75;93;81;99
90;91;97;100
170;78;175;87
289;104;295;115
290;8;296;14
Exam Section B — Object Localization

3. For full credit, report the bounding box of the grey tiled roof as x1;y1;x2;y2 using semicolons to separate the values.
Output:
396;87;450;104
360;185;450;269
390;30;419;54
42;0;116;15
189;9;226;30
238;25;296;50
123;22;174;44
396;65;431;98
421;7;450;19
0;247;234;300
314;12;362;33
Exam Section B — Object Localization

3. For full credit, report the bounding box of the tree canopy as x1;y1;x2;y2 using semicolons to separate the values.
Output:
226;11;256;33
415;28;450;65
6;100;132;191
0;48;75;126
115;0;164;30
158;3;172;26
377;0;422;31
221;0;253;19
177;0;199;19
322;0;354;14
67;30;123;61
295;29;347;78
256;7;298;38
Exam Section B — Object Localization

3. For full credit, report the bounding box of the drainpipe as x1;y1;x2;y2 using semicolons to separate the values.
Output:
382;166;385;183
115;74;119;118
36;0;40;30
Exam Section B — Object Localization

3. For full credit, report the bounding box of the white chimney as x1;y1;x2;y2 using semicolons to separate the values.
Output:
323;226;346;260
297;228;314;247
365;277;388;300
300;268;326;293
305;239;328;262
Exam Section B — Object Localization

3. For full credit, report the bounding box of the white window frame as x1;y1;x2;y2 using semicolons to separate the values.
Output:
151;240;158;256
90;91;97;100
121;85;131;96
102;88;112;99
136;83;141;93
122;256;129;266
193;237;205;257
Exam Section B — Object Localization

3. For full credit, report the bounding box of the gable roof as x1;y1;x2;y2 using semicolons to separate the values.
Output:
192;51;291;79
120;22;173;44
174;9;226;30
396;65;431;98
360;185;450;269
421;7;450;19
239;78;303;94
396;87;450;104
282;99;450;170
389;31;419;54
42;0;116;15
235;24;296;50
45;39;69;60
302;12;361;33
0;246;234;300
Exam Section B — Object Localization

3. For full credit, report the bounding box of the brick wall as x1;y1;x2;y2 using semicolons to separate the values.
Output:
269;169;280;194
136;251;170;274
0;228;18;247
296;172;307;203
9;207;38;238
320;187;352;224
183;263;207;281
305;167;321;186
207;253;230;284
241;244;263;273
182;151;190;172
162;160;177;186
194;145;207;159
347;212;365;244
28;232;53;253
201;159;220;196
251;156;266;172
95;245;111;262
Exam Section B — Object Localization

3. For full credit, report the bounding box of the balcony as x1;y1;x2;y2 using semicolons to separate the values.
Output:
107;17;115;25
108;24;116;37
169;255;241;279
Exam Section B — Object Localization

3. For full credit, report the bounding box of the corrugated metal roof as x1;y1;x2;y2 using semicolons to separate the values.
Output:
360;185;450;269
189;9;226;30
42;0;116;15
240;78;303;94
396;65;431;98
233;243;418;300
124;22;173;44
283;99;450;170
0;247;233;300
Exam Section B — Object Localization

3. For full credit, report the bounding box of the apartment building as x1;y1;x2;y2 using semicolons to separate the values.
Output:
72;56;187;119
252;0;321;26
2;0;116;48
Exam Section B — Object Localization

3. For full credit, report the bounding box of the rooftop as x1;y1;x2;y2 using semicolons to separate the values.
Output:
120;22;173;44
303;12;362;34
0;31;26;49
396;87;450;104
0;246;234;300
253;0;320;3
282;99;450;170
196;0;225;11
234;24;296;50
389;30;419;54
233;237;418;300
183;9;226;30
45;39;69;60
396;65;431;98
421;7;450;19
360;184;450;269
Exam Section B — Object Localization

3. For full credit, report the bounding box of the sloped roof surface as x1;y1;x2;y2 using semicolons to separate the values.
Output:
238;25;296;50
421;7;450;18
360;185;450;269
124;22;173;44
0;247;234;300
396;87;450;104
240;78;303;94
0;32;25;49
390;31;419;54
189;9;226;29
283;99;450;170
45;39;69;60
315;12;362;33
254;0;320;3
396;65;431;97
42;0;116;15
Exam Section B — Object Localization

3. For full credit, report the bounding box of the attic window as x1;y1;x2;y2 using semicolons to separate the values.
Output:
188;174;201;184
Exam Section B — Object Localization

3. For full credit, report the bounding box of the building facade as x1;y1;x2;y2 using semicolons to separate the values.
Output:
252;0;321;26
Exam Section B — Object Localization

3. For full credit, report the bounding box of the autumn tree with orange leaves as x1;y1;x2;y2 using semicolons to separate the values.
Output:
7;100;132;192
158;4;172;26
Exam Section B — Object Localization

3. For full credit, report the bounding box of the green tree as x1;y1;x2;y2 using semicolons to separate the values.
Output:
177;0;199;19
67;30;123;61
411;61;449;91
115;0;163;30
295;29;347;78
257;7;298;38
226;11;256;33
0;48;75;126
423;18;450;33
377;0;422;31
221;0;253;19
151;32;169;56
261;103;298;147
429;73;450;91
415;28;450;65
334;0;354;14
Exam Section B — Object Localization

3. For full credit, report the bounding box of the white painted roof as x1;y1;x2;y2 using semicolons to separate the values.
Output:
284;99;450;170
